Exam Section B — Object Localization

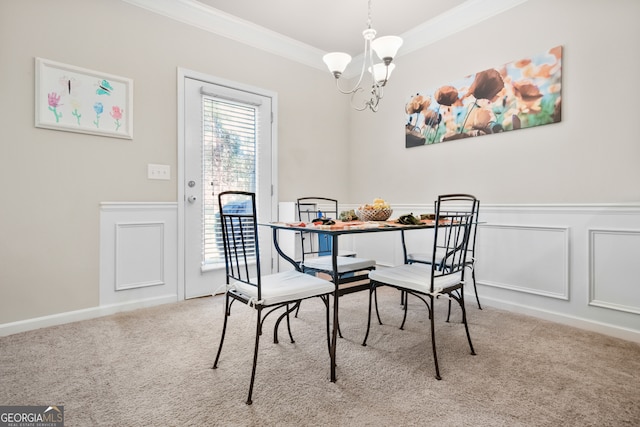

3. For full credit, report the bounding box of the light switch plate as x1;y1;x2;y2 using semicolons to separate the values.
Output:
148;164;170;180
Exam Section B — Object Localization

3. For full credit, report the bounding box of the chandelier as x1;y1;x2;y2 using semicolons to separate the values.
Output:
322;0;403;112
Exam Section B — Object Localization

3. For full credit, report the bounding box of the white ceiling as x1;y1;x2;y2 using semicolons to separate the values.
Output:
123;0;528;74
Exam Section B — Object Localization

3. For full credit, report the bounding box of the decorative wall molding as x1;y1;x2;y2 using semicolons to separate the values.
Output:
346;202;640;343
115;222;166;291
121;0;528;76
476;205;640;343
477;224;570;300
100;202;178;308
589;228;640;315
4;202;639;343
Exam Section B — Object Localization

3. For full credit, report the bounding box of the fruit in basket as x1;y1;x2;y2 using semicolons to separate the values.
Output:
356;198;392;221
359;198;391;211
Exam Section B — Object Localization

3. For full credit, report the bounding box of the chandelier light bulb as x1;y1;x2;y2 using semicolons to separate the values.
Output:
371;36;403;65
369;63;396;84
322;52;352;78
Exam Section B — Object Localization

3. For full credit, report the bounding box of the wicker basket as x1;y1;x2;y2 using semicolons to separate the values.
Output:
355;208;393;221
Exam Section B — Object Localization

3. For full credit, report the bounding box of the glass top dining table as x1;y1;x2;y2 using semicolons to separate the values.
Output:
260;219;439;383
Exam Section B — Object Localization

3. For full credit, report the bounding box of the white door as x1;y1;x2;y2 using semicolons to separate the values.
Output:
181;74;276;299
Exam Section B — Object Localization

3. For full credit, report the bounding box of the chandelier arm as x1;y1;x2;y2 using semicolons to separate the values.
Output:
323;0;402;112
351;97;369;112
333;37;371;95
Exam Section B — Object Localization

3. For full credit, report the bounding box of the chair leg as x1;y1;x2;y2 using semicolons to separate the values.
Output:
295;300;301;318
285;303;296;343
321;295;331;355
459;290;476;356
361;284;376;346
445;289;460;323
324;294;331;357
273;303;298;344
213;293;231;369
246;306;262;405
374;287;383;325
429;295;441;380
472;267;482;309
399;293;410;330
335;294;344;339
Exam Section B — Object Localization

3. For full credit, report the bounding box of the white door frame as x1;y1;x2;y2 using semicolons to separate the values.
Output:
177;67;278;300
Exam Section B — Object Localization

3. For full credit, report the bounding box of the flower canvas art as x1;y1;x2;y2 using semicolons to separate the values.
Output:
405;46;562;148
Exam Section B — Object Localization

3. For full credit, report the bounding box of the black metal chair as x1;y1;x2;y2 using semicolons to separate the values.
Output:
296;197;376;276
362;194;477;380
212;191;334;405
402;199;481;321
295;197;380;334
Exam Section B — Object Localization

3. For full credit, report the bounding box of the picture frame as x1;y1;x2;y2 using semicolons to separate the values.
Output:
35;57;133;139
405;45;562;148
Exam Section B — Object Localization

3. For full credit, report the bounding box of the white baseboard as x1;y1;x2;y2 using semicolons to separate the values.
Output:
0;294;177;337
482;296;640;344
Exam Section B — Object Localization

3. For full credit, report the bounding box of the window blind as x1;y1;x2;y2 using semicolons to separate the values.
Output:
202;95;258;266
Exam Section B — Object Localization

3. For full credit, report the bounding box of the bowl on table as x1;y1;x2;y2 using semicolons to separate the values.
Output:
355;207;393;221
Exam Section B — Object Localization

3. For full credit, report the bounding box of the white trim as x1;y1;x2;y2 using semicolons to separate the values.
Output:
115;221;166;291
478;223;570;300
122;0;528;76
400;0;529;56
483;295;640;344
177;68;279;301
479;203;640;215
0;295;177;337
588;228;640;315
100;202;178;306
5;202;639;341
123;0;325;70
100;202;178;210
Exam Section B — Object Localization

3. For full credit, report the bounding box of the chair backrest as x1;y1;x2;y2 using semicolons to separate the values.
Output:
218;191;261;298
467;199;480;261
430;194;477;291
296;197;339;259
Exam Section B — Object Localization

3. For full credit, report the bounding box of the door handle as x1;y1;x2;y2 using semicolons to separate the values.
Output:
187;195;197;203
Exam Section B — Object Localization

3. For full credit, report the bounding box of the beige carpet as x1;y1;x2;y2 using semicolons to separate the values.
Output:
1;287;639;426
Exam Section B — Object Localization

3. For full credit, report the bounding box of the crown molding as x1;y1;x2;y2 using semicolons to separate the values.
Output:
122;0;326;70
399;0;528;55
122;0;528;76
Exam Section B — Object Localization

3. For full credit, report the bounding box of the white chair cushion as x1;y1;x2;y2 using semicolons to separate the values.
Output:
303;256;376;274
368;263;462;295
232;270;335;306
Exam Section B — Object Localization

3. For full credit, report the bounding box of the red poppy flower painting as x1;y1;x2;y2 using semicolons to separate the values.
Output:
405;45;562;148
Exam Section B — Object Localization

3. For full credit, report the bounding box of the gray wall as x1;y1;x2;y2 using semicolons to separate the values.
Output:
1;0;639;326
347;0;640;205
0;0;348;324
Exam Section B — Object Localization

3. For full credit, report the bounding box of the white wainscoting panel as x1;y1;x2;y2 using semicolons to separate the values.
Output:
265;203;640;342
478;224;569;299
115;222;165;290
344;203;640;343
100;202;178;308
589;228;640;315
